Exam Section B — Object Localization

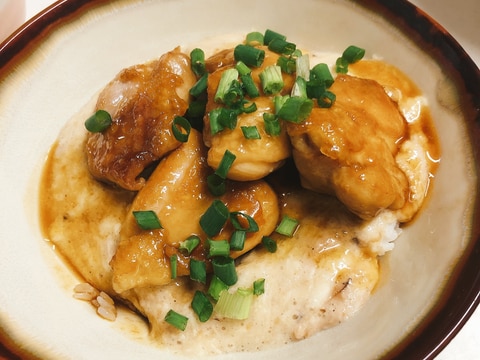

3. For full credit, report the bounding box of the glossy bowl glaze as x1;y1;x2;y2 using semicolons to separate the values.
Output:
0;0;478;359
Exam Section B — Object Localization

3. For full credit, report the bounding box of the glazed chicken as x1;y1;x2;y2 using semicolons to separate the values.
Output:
85;48;197;191
110;129;280;293
287;74;409;220
203;47;295;181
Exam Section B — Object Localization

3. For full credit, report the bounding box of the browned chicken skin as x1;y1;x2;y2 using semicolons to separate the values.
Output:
288;74;409;220
85;48;196;191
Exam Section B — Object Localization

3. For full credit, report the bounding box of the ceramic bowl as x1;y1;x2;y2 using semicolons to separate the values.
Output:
0;0;478;359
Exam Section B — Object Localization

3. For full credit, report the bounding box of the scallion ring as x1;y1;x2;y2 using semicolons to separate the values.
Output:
84;110;112;133
172;116;191;143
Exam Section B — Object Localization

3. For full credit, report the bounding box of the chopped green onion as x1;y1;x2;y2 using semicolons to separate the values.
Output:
223;80;244;108
214;288;253;320
306;80;327;99
190;258;207;284
212;256;238;286
230;230;246;251
261;236;277;253
291;76;308;98
132;210;162;230
207;173;226;196
241;101;258;113
208;239;231;257
263;29;286;45
253;278;265;295
215;69;239;103
191;291;213;322
317;90;336;108
296;54;310;80
234;44;265;67
190;48;206;77
310;63;334;88
164;310;188;331
274;95;289;114
241;125;261;139
240;74;260;98
259;65;284;95
179;235;200;255
209;107;238;135
185;99;206;131
189;73;208;98
342;45;365;64
268;38;296;55
215;149;236;179
236;61;251;76
335;56;349;74
172;116;191;143
208;275;229;301
170;255;177;279
85;110;112;133
245;31;264;46
200;199;230;237
277;96;314;123
276;56;296;74
275;215;299;237
263;113;281;136
229;212;259;232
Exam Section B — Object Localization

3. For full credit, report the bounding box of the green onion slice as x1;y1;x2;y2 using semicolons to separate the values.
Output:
207;173;226;196
245;31;264;46
240;74;260;98
259;65;284;95
296;54;310;80
190;258;207;284
241;125;261;139
335;56;349;74
212;256;238;286
200;199;230;237
209;107;238;135
85;110;112;133
208;275;229;301
230;230;246;251
317;90;336;108
275;215;299;237
310;63;334;88
172;116;191;143
190;48;206;77
263;29;286;45
234;44;265;67
208;239;231;258
189;73;208;98
253;278;265;296
263;113;281;136
342;45;365;64
291;76;308;98
215;149;236;179
268;38;296;55
277;56;296;74
229;212;259;232
261;236;277;253
164;310;188;331
214;288;253;320
277;96;313;123
132;210;162;230
191;291;213;323
179;235;200;255
215;69;239;103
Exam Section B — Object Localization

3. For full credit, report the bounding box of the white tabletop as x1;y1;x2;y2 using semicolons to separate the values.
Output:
8;0;480;359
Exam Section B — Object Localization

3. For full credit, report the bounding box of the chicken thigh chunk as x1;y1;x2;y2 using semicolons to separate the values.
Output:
86;48;196;191
287;74;409;220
